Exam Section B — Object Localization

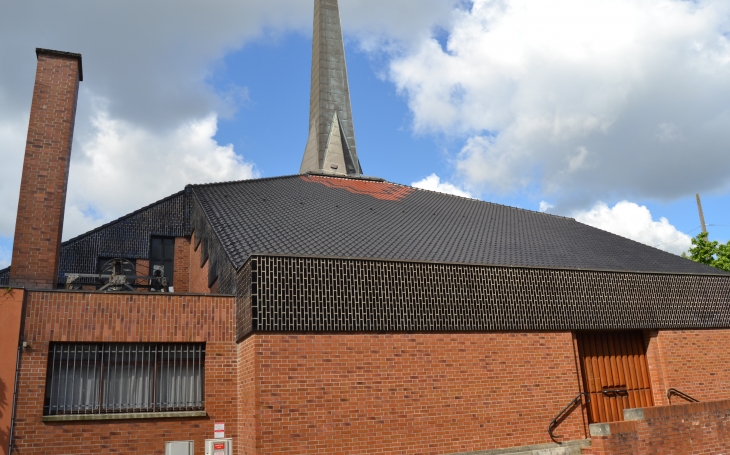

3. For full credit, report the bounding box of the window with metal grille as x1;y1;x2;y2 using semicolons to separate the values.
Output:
44;343;205;416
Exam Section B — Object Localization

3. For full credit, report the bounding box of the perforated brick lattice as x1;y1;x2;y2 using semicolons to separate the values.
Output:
239;255;730;337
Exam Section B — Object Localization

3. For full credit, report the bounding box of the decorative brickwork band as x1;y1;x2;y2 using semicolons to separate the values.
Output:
237;255;730;339
10;49;82;289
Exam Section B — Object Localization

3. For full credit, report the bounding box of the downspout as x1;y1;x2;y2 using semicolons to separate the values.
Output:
8;343;21;454
8;289;28;455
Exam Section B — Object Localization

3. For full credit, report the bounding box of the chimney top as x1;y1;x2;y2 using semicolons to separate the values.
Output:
35;48;83;81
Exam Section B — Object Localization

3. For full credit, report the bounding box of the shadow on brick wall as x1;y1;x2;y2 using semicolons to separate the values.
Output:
0;376;8;453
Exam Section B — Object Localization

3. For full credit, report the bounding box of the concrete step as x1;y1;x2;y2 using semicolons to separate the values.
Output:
451;440;590;455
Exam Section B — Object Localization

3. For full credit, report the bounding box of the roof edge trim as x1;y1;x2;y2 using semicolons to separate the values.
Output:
235;252;730;277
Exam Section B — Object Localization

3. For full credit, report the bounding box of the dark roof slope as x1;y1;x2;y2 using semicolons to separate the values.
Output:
190;174;725;275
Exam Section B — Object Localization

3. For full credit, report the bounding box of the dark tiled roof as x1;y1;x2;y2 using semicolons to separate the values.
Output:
190;174;725;275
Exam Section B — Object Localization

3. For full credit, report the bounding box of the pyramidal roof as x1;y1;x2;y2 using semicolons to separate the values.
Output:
300;0;363;177
190;174;727;275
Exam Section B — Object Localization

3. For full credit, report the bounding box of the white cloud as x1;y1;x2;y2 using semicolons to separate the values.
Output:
0;117;26;237
412;174;473;198
574;201;692;255
390;0;730;206
539;201;554;213
63;104;256;240
0;0;460;244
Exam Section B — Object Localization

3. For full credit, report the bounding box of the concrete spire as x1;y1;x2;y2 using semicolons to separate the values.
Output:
300;0;363;176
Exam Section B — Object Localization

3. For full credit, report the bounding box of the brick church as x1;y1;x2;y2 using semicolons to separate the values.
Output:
2;1;730;454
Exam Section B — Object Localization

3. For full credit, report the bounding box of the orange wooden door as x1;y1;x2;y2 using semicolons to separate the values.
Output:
577;331;654;423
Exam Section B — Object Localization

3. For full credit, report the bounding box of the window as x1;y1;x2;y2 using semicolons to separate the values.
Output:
44;343;205;416
150;236;175;287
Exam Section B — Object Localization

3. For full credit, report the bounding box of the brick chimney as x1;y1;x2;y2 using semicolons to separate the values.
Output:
9;49;83;289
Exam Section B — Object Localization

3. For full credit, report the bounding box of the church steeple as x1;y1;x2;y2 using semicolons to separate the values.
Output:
300;0;363;176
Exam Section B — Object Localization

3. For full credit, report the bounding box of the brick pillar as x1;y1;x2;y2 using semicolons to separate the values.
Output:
9;49;83;289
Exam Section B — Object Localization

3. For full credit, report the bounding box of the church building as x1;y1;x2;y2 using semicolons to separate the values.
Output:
2;1;730;454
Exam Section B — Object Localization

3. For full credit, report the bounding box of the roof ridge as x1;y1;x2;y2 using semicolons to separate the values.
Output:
405;183;574;221
186;174;301;189
191;172;573;221
188;189;240;268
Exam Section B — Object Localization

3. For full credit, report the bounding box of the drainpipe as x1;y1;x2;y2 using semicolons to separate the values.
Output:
8;289;28;455
8;342;22;455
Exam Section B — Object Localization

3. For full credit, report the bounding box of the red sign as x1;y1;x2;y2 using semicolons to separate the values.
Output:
214;443;225;449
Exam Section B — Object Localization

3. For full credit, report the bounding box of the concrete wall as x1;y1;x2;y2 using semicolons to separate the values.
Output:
0;289;23;455
239;332;588;455
11;290;237;455
589;399;730;454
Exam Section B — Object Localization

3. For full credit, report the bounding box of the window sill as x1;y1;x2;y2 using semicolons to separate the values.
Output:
42;410;207;422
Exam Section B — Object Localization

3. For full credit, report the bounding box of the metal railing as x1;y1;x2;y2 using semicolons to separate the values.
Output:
667;388;699;404
549;392;591;441
44;343;205;415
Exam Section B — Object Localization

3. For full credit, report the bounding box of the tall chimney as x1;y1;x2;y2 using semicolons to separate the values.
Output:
9;48;82;289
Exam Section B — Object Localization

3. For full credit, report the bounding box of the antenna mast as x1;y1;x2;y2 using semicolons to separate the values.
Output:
696;194;707;236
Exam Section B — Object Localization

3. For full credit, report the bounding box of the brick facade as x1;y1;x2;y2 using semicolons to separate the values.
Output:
646;329;730;406
190;232;213;294
237;338;256;455
10;50;81;289
11;290;236;455
174;237;191;293
588;399;730;454
239;333;588;455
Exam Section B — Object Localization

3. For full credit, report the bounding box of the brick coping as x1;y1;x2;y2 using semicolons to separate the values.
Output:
23;288;234;297
589;398;730;436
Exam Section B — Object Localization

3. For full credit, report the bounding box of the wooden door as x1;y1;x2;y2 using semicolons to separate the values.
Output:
577;331;654;423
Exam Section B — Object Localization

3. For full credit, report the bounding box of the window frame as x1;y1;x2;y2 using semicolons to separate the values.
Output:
43;342;205;416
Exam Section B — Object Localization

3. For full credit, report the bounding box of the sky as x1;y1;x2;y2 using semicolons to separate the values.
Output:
1;0;730;269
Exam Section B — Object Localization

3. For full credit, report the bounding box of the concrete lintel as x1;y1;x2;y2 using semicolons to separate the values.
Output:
589;423;613;437
623;408;646;421
42;410;207;422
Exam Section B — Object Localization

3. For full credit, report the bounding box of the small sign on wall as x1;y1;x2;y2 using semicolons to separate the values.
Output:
214;422;225;439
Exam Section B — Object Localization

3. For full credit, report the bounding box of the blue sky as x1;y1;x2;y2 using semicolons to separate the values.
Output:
1;0;730;268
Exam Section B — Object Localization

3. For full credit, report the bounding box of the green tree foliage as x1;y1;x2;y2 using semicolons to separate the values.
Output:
682;232;730;272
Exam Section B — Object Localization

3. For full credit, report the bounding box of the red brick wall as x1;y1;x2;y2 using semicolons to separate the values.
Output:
174;237;191;293
646;329;730;405
590;399;730;455
12;290;237;455
189;232;212;294
10;50;81;289
0;289;24;455
237;338;256;454
243;333;587;455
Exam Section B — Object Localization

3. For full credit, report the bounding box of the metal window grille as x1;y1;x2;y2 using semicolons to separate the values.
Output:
44;343;205;416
